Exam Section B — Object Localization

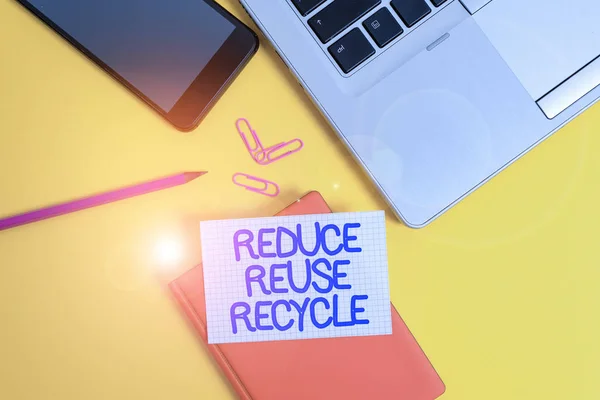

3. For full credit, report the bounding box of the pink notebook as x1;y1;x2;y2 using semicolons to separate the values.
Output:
170;191;445;400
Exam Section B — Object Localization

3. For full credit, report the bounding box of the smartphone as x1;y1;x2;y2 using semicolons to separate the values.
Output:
17;0;259;131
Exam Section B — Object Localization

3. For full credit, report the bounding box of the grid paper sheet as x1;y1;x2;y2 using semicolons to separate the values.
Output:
200;211;392;344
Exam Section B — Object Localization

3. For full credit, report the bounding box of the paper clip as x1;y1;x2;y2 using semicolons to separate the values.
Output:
236;118;303;165
232;173;280;197
253;142;286;164
236;118;284;159
255;139;304;165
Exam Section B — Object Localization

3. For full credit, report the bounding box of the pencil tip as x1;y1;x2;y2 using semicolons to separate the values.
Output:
184;171;208;181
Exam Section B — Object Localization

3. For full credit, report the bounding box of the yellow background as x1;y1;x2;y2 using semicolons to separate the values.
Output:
1;0;599;399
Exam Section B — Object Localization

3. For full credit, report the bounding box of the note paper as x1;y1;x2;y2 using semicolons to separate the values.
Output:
200;211;392;344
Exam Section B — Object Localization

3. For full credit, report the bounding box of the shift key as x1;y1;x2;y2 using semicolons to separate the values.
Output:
328;28;375;73
291;0;326;16
309;0;381;43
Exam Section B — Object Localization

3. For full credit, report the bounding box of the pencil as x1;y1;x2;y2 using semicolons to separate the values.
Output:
0;171;207;231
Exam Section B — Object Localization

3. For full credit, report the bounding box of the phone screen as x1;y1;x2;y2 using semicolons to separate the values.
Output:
26;0;236;113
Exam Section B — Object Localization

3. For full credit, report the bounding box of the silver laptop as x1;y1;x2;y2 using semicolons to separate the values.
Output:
239;0;600;228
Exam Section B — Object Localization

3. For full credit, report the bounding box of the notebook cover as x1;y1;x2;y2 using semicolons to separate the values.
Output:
169;191;446;400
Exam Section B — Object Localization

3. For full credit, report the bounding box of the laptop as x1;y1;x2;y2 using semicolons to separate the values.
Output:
239;0;600;228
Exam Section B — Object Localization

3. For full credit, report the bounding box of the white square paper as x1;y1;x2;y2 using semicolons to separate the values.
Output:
200;211;391;344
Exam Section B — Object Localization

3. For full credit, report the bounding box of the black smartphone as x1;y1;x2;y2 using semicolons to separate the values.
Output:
17;0;259;131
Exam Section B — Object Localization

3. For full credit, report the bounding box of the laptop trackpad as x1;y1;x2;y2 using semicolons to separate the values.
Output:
345;17;562;227
474;0;600;102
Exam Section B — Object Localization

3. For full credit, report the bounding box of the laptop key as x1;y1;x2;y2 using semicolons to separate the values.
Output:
309;0;381;44
363;8;404;48
290;0;327;17
431;0;448;6
390;0;431;28
328;28;375;73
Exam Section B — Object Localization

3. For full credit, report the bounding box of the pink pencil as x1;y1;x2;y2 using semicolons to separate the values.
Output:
0;171;207;231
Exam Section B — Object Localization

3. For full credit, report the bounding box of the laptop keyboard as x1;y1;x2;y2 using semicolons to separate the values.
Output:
308;0;380;43
289;0;450;74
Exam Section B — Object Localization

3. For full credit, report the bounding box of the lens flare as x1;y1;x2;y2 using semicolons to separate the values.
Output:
154;237;184;267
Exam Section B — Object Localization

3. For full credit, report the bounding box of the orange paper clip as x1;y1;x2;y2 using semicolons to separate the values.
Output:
232;173;280;197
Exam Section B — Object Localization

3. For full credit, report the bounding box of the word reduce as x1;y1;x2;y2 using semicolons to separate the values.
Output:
229;222;370;334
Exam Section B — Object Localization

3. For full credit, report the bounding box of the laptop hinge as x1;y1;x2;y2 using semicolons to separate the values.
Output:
537;54;600;119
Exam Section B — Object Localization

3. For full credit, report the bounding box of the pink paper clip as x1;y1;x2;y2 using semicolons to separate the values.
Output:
236;118;284;160
255;139;304;165
236;118;303;165
253;142;287;164
232;173;280;197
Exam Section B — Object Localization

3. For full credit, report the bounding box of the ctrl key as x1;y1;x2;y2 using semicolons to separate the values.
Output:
328;28;375;74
